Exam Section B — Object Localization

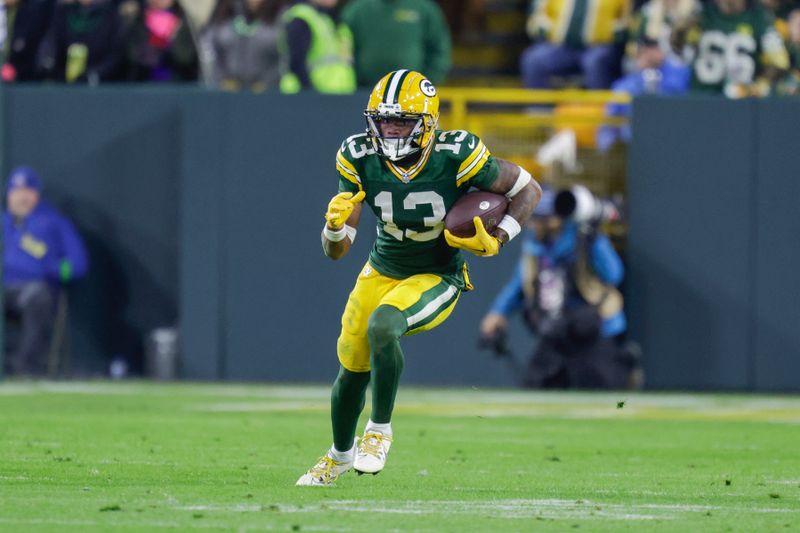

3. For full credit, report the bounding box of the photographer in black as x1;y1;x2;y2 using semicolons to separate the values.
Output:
479;185;643;389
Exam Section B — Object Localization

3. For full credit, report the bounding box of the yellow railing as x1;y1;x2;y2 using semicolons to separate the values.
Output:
436;88;632;199
439;88;631;129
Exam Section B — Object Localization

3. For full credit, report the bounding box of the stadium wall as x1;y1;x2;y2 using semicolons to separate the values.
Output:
3;87;798;391
1;86;527;385
629;96;800;392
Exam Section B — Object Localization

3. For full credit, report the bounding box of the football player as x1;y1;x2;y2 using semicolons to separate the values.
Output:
296;70;542;486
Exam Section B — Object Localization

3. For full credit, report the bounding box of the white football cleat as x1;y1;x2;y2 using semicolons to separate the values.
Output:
354;432;393;475
295;452;353;486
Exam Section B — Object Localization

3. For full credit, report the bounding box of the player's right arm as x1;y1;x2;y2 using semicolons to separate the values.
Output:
322;141;367;260
322;190;364;260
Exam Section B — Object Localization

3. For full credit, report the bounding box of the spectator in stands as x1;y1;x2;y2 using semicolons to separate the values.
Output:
520;0;631;89
3;0;56;81
341;0;451;88
597;36;689;151
630;0;699;64
3;166;88;377
201;0;284;92
278;0;356;94
37;0;131;83
479;187;641;389
127;0;199;81
672;0;789;97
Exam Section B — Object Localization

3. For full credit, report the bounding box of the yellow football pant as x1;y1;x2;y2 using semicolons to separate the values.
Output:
337;262;462;372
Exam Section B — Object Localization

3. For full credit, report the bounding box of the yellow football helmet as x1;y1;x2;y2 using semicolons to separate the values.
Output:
364;70;440;161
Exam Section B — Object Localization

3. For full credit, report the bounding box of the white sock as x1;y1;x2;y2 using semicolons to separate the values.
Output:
365;420;392;437
329;440;356;462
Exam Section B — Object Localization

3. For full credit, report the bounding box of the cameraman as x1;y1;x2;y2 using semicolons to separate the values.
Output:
479;186;641;389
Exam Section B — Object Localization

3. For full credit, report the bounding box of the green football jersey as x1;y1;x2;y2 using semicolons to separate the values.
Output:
688;4;788;93
335;129;500;285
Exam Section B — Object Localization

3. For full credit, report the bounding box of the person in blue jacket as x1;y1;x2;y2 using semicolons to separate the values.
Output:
596;36;690;152
479;187;641;389
4;166;88;376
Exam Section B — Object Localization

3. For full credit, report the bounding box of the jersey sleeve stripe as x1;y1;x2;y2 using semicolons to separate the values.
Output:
336;160;361;185
457;141;486;175
456;145;490;186
336;150;359;176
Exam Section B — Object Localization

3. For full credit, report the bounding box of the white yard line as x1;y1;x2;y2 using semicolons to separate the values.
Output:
170;498;797;522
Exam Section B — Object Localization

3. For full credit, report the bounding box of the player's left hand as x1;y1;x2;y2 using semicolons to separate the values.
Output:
444;216;501;257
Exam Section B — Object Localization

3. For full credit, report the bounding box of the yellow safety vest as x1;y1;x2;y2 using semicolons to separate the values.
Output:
280;4;356;94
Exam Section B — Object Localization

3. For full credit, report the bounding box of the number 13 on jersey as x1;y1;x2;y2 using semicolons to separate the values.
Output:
374;191;445;242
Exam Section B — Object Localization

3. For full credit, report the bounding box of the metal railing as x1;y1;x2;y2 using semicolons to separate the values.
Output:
437;88;631;199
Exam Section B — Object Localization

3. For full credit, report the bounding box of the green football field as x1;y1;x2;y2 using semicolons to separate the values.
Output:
1;382;798;532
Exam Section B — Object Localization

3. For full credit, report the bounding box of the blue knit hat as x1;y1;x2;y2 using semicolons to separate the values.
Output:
6;166;42;193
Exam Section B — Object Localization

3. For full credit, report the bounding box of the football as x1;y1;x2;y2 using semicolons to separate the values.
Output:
444;191;509;238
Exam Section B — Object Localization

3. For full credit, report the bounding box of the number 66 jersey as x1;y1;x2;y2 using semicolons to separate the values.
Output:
335;129;499;287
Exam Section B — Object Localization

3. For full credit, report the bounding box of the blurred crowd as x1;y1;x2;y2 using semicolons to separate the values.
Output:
523;0;800;98
2;0;798;385
0;0;797;97
0;0;451;92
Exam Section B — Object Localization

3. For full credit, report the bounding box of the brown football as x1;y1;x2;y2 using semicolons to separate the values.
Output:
445;191;509;238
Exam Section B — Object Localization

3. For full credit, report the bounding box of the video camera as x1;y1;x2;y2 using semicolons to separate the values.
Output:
553;185;620;225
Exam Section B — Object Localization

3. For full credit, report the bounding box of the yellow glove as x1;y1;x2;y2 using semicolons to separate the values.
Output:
444;216;501;257
325;191;365;229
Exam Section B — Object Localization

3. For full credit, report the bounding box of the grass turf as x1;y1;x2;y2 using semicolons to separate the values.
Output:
0;381;798;532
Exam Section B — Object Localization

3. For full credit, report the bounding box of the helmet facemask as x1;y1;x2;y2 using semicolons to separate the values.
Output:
365;103;432;162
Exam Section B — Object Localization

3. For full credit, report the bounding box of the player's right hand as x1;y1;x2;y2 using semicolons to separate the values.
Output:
325;191;365;229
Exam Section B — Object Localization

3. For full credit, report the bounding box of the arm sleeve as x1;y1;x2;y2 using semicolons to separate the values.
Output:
286;17;312;89
335;143;363;193
422;3;452;85
489;261;526;316
455;133;499;189
338;176;360;194
589;234;623;286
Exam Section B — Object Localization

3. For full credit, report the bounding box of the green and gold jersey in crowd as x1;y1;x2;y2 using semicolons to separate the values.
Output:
335;130;500;286
688;3;788;93
775;41;800;95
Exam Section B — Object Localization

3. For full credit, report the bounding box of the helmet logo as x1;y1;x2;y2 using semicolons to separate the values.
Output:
420;79;437;97
479;201;490;210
